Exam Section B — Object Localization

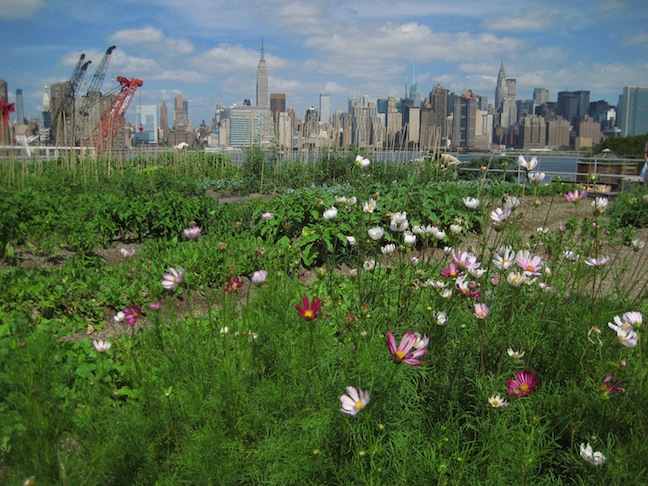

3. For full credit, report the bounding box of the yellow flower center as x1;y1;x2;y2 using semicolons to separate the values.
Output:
355;401;364;409
396;350;405;360
519;383;529;392
492;399;500;406
304;310;314;319
525;264;534;272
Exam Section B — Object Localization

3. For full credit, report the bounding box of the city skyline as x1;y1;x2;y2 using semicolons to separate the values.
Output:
1;0;647;126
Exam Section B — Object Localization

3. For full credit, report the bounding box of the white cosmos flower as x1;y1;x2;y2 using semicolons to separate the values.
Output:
527;172;545;183
335;196;348;204
592;197;608;213
488;394;510;408
363;259;377;271
368;227;385;240
580;443;606;466
323;207;338;220
355;155;371;167
493;247;516;270
346;236;356;245
440;289;453;299
631;239;645;251
450;224;462;234
505;196;521;208
435;311;449;325
507;348;525;359
518;155;538;171
363;199;377;213
381;243;396;255
463;196;480;208
584;256;610;267
93;340;111;352
346;197;358;205
490;206;512;224
507;271;527;287
403;231;416;245
113;311;125;323
390;212;409;232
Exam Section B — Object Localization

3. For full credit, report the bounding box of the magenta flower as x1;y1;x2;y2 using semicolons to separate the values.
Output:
148;301;162;310
225;277;244;293
474;303;490;319
565;189;588;203
295;296;323;320
183;226;201;240
456;277;482;299
339;386;370;416
162;267;185;290
386;331;427;366
600;373;625;396
123;305;142;326
441;262;463;278
506;370;539;397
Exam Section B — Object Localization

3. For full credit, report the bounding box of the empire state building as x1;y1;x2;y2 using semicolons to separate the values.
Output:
256;40;269;109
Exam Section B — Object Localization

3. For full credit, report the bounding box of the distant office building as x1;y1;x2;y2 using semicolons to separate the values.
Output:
495;64;517;128
518;115;547;149
533;88;550;107
159;100;169;142
349;96;382;147
319;94;330;124
385;95;402;145
557;90;590;127
135;105;158;145
173;94;190;131
429;84;449;140
495;63;507;111
256;40;269;109
406;106;420;144
15;89;26;124
270;93;285;123
517;100;534;121
617;86;648;136
224;105;273;147
546;117;570;148
475;109;494;150
576;116;602;146
452;91;478;148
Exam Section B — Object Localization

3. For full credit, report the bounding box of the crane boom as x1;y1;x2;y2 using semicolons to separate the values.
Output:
50;55;92;146
0;99;16;142
92;76;143;154
78;46;116;116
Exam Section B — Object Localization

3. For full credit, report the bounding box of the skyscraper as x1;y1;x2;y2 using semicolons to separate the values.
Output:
135;105;159;145
160;100;169;141
617;86;648;137
256;40;269;109
495;63;507;111
557;90;590;127
533;88;550;107
15;89;26;125
319;94;330;124
173;94;189;131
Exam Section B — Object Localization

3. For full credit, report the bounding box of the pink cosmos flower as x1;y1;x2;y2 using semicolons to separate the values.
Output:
251;270;268;284
161;267;186;290
183;226;201;240
451;250;481;271
295;296;323;320
515;251;543;276
584;256;610;267
616;328;638;348
506;370;539;397
148;301;162;310
490;205;513;225
621;311;642;327
456;277;482;299
441;262;463;278
474;303;490;319
565;189;588;203
600;373;625;396
225;277;244;293
339;386;370;416
123;305;142;326
386;331;427;366
261;212;273;220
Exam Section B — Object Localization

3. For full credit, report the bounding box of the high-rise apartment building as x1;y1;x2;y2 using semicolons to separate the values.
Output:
135;105;159;145
256;40;269;109
617;86;648;137
546;117;570;148
319;94;330;124
518;115;547;149
452;91;478;148
385;95;402;145
173;94;190;131
429;84;449;140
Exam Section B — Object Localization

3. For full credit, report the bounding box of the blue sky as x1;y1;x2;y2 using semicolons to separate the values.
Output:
1;0;647;127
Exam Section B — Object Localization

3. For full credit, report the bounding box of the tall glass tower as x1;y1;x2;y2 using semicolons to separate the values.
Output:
256;40;269;109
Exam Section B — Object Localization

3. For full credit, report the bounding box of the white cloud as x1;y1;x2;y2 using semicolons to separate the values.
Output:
481;14;552;32
0;0;43;19
624;32;648;46
109;27;194;55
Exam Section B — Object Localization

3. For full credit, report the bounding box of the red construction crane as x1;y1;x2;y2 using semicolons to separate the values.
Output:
0;99;16;142
91;76;143;154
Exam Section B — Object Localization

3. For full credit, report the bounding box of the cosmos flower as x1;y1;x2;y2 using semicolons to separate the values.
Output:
386;331;427;366
450;224;463;234
183;226;201;240
363;259;377;271
403;231;416;245
488;394;510;408
435;311;449;325
527;172;545;183
493;247;516;270
355;154;371;167
507;348;525;359
474;303;490;319
295;296;323;321
515;251;543;276
580;443;606;466
412;332;429;350
225;277;244;293
452;250;481;271
463;196;480;208
381;243;396;255
390;212;409;232
600;373;625;396
346;236;356;245
323;207;338;220
162;267;186;290
340;386;370;416
119;247;137;258
123;306;142;326
631;239;645;251
518;155;538;171
363;199;377;213
565;189;588;203
506;370;539;397
584;256;610;267
261;212;273;219
591;197;608;214
93;340;111;353
368;227;385;240
113;311;125;323
490;205;513;225
441;262;463;278
251;270;268;284
148;301;162;310
621;311;642;327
